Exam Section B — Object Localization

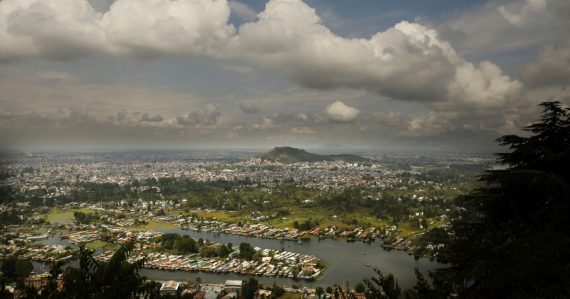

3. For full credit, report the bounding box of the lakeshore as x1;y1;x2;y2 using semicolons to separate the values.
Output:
11;226;442;289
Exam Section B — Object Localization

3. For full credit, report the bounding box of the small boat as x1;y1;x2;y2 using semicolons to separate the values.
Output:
297;239;302;244
365;264;371;267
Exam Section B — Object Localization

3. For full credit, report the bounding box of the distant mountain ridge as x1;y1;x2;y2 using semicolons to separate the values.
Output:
256;146;371;164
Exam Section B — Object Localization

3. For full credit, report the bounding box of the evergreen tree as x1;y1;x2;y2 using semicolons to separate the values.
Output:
363;268;401;299
439;101;570;298
38;243;160;298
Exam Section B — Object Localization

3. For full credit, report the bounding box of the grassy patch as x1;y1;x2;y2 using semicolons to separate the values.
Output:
398;222;422;237
85;240;108;250
46;208;94;224
278;292;304;299
187;210;248;223
84;241;121;250
131;219;177;231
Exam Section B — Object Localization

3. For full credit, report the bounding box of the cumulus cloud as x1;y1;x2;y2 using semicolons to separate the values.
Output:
0;0;234;60
521;41;570;87
498;0;547;27
0;0;558;149
440;0;570;55
238;101;260;113
228;0;522;110
253;117;274;130
446;61;522;109
176;104;220;126
325;101;360;123
0;0;522;109
141;113;164;122
0;0;523;113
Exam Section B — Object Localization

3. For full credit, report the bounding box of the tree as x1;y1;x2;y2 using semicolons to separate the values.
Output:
272;283;285;298
239;242;255;260
1;257;16;280
435;101;570;298
363;268;401;299
0;257;33;281
315;286;324;298
354;283;366;293
242;278;259;299
39;243;160;298
14;259;33;280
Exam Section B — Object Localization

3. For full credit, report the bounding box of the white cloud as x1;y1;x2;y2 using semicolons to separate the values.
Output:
0;0;234;60
325;101;360;123
521;41;570;87
446;61;522;109
440;0;569;55
253;117;275;130
0;0;522;112
102;0;234;56
0;0;559;147
498;0;547;28
229;0;521;112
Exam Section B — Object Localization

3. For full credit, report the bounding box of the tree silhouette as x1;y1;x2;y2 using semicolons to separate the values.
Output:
37;243;160;298
440;101;570;298
363;268;401;299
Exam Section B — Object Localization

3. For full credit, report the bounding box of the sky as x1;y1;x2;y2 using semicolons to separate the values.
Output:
0;0;569;152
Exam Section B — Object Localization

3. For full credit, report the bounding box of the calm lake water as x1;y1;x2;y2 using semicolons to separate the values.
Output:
32;228;443;289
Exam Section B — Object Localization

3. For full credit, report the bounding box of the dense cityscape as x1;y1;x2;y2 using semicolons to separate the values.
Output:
0;149;491;297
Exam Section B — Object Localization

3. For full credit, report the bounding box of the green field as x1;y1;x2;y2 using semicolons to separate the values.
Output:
130;219;177;231
278;292;304;299
46;208;95;224
187;210;248;223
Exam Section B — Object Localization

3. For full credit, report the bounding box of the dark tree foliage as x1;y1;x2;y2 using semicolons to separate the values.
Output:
35;243;160;298
160;233;199;254
355;283;366;293
239;242;255;260
437;101;570;298
241;278;259;299
272;282;286;298
363;268;401;299
0;257;33;281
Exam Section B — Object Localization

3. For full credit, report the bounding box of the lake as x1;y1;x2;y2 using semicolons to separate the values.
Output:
33;228;443;289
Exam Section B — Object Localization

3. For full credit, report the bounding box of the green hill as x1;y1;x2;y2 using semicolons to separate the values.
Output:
256;146;371;164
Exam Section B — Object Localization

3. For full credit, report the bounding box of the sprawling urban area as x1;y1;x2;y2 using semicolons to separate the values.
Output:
0;148;491;297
